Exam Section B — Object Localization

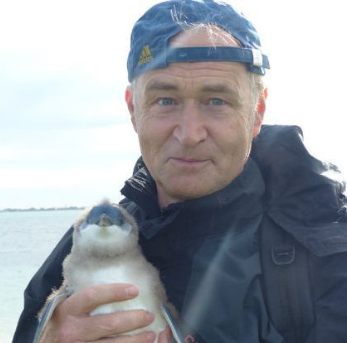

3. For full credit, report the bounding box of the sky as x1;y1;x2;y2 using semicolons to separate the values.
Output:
0;0;346;210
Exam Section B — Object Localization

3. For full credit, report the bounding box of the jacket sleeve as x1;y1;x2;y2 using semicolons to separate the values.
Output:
12;227;73;343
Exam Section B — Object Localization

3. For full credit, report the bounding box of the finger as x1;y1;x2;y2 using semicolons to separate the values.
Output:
62;283;139;315
90;331;157;343
76;309;155;341
158;326;172;343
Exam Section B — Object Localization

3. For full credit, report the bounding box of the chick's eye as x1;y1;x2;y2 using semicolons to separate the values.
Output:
158;98;175;106
208;98;225;106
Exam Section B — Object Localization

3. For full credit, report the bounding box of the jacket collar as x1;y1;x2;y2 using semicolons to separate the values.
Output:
121;157;265;239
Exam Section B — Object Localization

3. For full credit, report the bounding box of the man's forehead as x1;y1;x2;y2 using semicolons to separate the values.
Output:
138;64;249;97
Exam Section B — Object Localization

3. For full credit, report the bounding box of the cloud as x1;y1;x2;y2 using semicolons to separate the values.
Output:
1;0;346;210
0;123;141;209
0;123;140;166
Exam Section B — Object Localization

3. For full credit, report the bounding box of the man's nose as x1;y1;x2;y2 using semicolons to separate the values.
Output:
173;103;208;146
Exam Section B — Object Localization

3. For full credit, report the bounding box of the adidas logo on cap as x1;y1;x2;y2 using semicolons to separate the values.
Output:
138;45;153;66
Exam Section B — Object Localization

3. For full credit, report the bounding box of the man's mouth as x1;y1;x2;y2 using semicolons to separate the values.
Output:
170;157;210;167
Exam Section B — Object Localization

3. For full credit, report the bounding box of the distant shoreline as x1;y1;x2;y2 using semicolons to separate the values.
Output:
0;206;85;213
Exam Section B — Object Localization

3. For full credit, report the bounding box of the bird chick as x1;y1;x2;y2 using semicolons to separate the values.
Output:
43;200;172;341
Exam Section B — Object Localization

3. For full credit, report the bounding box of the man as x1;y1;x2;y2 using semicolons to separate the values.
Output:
14;0;347;342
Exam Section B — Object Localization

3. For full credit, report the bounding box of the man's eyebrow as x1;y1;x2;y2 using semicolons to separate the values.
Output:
144;81;241;98
200;83;243;107
199;83;239;96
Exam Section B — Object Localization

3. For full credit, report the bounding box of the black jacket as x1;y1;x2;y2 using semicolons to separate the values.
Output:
13;125;347;343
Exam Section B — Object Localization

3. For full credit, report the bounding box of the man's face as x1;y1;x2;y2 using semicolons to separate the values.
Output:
127;27;265;207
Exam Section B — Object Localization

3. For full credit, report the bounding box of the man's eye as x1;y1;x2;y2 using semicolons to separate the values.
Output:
158;98;175;106
208;98;225;106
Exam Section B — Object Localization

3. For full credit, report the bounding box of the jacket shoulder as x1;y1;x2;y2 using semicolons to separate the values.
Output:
252;124;347;255
13;227;73;343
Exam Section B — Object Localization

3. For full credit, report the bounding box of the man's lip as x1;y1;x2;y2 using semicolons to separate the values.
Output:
170;157;210;164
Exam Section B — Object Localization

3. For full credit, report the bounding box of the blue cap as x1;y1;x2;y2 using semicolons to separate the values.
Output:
127;0;270;82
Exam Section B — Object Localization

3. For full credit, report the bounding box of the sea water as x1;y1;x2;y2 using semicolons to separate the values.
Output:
0;209;84;343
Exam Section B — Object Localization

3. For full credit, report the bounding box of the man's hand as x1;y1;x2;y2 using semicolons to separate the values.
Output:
39;283;171;343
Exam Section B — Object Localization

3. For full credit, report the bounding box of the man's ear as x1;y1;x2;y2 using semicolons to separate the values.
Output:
252;88;267;138
125;87;137;132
